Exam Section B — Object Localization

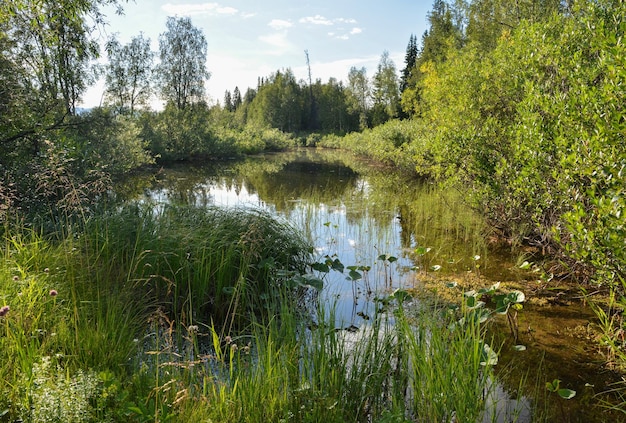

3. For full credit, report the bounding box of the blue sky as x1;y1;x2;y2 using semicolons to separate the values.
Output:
83;0;431;108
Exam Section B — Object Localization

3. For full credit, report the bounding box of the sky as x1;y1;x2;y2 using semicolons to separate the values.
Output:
82;0;432;108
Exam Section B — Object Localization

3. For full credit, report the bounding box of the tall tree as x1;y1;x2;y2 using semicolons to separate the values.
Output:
247;69;303;132
304;49;318;130
223;90;233;111
232;86;242;109
104;32;154;114
400;34;418;93
401;0;461;116
346;66;370;130
156;17;209;109
371;51;400;125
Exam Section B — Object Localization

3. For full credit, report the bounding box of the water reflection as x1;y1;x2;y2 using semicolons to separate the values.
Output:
122;149;494;329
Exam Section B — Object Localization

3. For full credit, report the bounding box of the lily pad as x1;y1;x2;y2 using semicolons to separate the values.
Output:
557;389;576;400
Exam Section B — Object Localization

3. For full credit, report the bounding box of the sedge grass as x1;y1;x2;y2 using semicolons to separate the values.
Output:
1;203;525;422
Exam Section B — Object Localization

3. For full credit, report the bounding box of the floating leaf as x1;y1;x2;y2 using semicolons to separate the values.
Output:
508;290;526;303
557;389;576;400
347;269;362;281
311;262;330;272
494;303;510;315
300;274;324;290
414;246;432;256
469;300;485;310
480;343;498;366
330;258;344;273
519;261;532;270
466;295;484;309
391;289;412;304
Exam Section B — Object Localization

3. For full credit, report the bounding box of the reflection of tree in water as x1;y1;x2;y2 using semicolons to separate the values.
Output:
252;160;359;212
117;148;512;275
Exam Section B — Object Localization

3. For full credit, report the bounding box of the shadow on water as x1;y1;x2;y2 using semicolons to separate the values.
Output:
119;148;623;422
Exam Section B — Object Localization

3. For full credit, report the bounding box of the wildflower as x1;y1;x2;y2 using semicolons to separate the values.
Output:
187;325;198;334
225;335;232;344
49;289;58;297
12;275;18;281
0;305;9;317
44;268;50;273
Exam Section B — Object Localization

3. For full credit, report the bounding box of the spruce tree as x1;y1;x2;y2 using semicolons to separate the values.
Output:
400;34;418;93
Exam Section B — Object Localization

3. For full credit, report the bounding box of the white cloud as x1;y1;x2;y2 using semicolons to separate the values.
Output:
299;15;333;26
268;19;292;30
350;27;362;35
258;32;293;55
162;3;238;17
336;18;357;24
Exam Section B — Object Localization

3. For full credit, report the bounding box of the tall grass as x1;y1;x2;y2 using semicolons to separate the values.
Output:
1;204;523;422
84;203;312;328
0;203;312;421
173;288;510;423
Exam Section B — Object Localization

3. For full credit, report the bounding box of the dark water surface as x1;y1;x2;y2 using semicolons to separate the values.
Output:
119;148;622;422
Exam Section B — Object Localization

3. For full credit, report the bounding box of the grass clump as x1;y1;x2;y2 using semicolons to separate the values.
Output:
0;204;313;421
84;203;313;328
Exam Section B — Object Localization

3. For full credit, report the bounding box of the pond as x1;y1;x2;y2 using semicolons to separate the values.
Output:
119;148;621;422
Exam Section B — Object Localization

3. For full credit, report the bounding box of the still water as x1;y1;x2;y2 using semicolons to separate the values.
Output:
119;148;621;422
123;148;497;328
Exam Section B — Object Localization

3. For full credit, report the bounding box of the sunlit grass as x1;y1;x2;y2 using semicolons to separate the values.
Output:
0;204;530;422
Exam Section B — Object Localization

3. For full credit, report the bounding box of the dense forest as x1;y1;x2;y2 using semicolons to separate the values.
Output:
1;0;625;378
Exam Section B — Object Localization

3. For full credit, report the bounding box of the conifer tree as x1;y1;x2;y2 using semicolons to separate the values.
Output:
400;34;418;93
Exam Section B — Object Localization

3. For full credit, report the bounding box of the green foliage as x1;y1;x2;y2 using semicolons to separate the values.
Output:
411;0;626;281
74;108;155;174
0;202;317;421
318;119;428;172
247;69;304;132
156;17;209;109
371;51;401;125
104;33;154;114
141;103;215;160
